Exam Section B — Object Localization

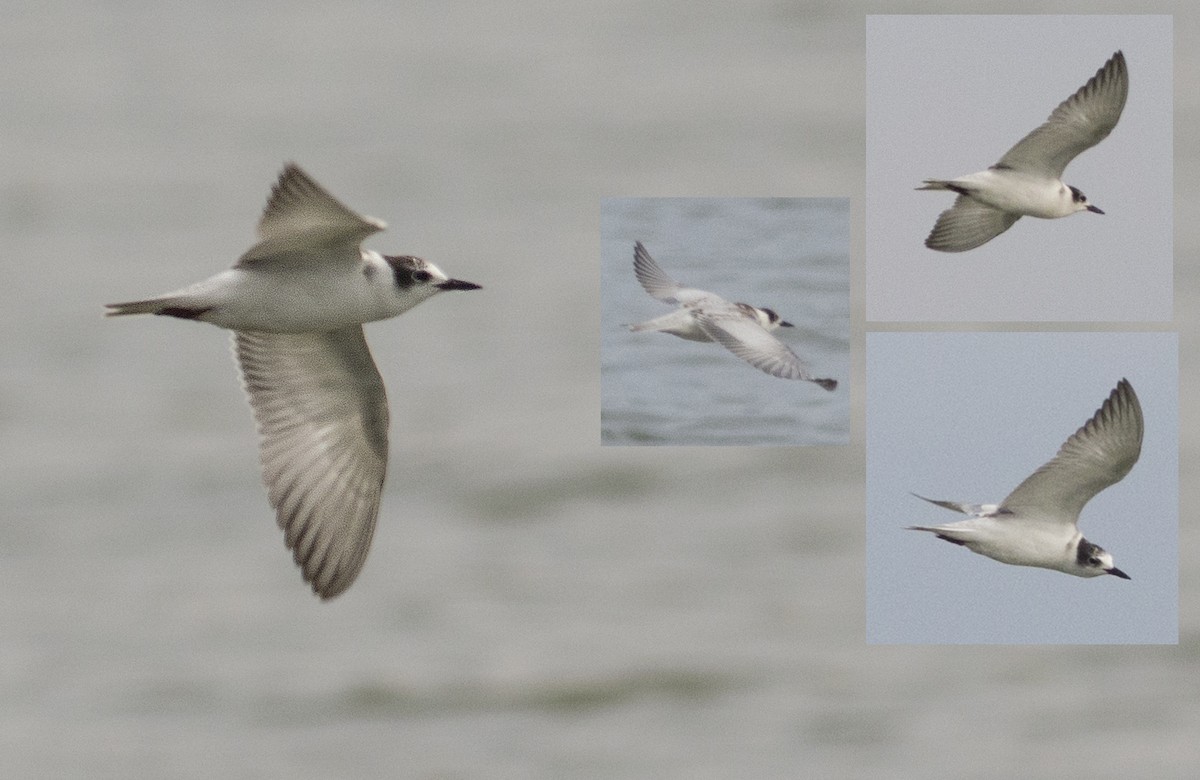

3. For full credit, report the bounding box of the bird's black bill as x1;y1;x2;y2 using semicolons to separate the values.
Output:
437;279;482;291
779;320;795;328
1107;567;1131;580
1087;205;1105;214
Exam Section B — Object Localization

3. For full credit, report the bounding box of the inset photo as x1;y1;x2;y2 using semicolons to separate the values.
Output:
866;332;1178;644
865;14;1172;322
601;198;849;446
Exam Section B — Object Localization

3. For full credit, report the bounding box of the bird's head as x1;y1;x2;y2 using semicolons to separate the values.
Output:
1068;185;1105;215
381;255;481;309
1076;538;1129;579
751;306;793;331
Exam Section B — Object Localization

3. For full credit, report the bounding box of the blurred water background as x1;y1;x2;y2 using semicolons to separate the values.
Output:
2;1;1198;777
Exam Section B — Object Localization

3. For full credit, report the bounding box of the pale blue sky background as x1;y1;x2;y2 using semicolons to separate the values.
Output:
866;15;1172;322
867;332;1177;644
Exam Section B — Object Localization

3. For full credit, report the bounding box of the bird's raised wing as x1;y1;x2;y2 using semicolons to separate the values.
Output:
238;163;385;266
999;378;1143;526
632;241;687;302
994;51;1128;178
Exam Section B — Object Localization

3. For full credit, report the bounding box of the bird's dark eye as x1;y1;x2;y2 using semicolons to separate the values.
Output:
1089;557;1101;565
412;270;431;283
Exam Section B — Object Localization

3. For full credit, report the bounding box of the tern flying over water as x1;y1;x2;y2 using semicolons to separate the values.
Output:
107;163;481;599
625;241;836;389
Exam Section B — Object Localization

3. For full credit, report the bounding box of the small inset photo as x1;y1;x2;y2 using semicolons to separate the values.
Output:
866;332;1178;644
865;14;1172;322
601;198;849;446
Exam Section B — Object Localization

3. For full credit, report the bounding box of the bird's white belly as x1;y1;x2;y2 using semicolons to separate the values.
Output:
192;268;391;333
963;517;1077;570
956;170;1076;219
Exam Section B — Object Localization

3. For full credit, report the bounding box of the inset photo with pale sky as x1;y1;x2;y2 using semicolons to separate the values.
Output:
865;15;1172;322
866;332;1178;645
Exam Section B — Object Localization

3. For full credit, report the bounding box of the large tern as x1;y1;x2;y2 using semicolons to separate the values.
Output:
107;163;481;599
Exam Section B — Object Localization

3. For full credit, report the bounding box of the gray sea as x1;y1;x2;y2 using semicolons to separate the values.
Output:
3;1;1198;778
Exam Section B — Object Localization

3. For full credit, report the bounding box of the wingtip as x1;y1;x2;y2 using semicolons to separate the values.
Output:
300;552;361;602
1107;376;1140;414
314;584;347;601
274;161;312;189
1098;49;1129;92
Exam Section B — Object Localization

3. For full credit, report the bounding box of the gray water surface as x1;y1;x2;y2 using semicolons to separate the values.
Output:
3;2;1198;778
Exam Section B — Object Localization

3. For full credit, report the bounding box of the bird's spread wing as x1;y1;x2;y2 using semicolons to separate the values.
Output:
999;378;1143;526
925;196;1022;252
234;326;389;599
633;242;686;302
238;163;386;266
632;242;734;308
994;51;1128;178
695;311;835;389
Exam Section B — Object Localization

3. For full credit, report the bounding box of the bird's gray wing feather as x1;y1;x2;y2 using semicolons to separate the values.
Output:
695;312;835;389
999;379;1143;526
234;326;388;599
238;163;385;266
995;51;1128;178
925;196;1022;252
